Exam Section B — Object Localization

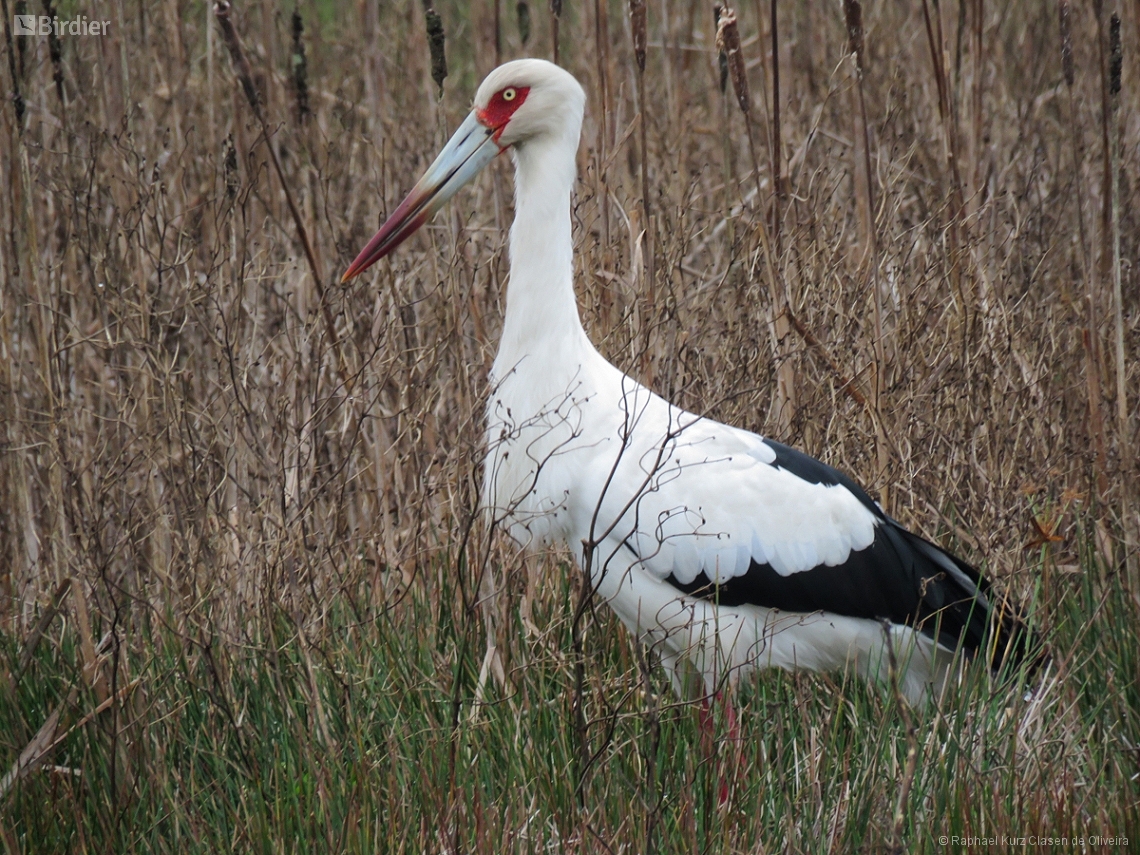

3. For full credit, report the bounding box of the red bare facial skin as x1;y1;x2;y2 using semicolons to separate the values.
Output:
477;86;530;142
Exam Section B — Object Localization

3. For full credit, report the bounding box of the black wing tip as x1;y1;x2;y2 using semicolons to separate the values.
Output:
664;522;1048;677
894;525;1048;675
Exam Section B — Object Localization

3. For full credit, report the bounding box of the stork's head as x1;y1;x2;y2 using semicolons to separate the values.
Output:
342;59;584;282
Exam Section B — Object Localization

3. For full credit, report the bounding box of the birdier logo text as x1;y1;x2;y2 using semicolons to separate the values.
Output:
14;15;110;36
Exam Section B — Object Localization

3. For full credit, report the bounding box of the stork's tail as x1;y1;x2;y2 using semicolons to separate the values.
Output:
984;585;1048;676
902;527;1048;677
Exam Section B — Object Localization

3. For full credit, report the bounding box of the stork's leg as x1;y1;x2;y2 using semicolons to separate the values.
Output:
697;694;715;744
722;689;740;746
698;690;743;805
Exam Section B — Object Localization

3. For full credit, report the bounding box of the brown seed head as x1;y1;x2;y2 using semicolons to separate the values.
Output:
290;9;311;123
629;0;647;72
714;6;728;94
843;0;864;75
715;7;749;114
1109;13;1121;97
423;2;447;95
214;0;263;116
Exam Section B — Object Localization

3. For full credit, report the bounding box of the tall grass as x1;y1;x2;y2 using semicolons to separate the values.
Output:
3;560;1137;852
1;0;1137;851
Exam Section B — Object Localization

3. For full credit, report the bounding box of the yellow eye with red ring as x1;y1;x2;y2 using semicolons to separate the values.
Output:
502;88;517;101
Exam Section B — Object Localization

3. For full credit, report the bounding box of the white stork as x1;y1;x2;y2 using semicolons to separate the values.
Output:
343;59;1032;707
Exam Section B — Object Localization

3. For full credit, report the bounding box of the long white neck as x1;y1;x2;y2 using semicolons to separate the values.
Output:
494;131;590;377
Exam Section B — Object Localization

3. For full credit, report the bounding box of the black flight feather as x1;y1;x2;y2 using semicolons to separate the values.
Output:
662;439;1037;671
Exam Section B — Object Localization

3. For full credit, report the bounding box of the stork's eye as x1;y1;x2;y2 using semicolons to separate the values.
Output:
502;88;517;101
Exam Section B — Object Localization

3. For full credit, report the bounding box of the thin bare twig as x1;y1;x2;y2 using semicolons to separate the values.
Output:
213;1;351;391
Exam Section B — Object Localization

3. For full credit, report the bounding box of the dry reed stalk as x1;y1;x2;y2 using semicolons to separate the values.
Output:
715;6;729;95
360;0;383;125
594;0;611;249
494;0;502;65
257;1;281;146
296;618;338;750
289;9;312;125
0;0;26;128
720;5;793;435
518;0;531;46
114;0;131;126
960;0;997;317
40;0;65;111
213;0;350;391
629;0;655;362
716;8;762;203
1106;14;1136;585
97;11;124;125
657;0;674;128
715;5;736;246
844;0;890;507
205;0;215;144
718;7;795;433
1060;0;1109;501
750;0;774;172
967;0;983;214
18;133;58;597
629;0;648;164
768;0;784;234
0;633;122;802
11;578;70;688
550;0;561;65
0;685;77;800
1;6;29;621
921;0;967;304
71;579;108;705
1093;2;1112;284
843;0;874;274
163;0;186;70
785;308;868;409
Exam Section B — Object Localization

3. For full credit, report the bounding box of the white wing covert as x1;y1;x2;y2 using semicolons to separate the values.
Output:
595;400;880;585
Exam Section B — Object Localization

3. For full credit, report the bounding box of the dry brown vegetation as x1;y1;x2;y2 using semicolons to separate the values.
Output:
1;0;1138;851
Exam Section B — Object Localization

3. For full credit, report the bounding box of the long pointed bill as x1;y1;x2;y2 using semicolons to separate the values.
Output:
342;112;503;282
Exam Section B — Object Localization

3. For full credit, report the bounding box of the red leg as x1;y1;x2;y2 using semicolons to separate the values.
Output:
699;690;742;806
698;693;717;759
718;690;744;803
719;689;740;746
